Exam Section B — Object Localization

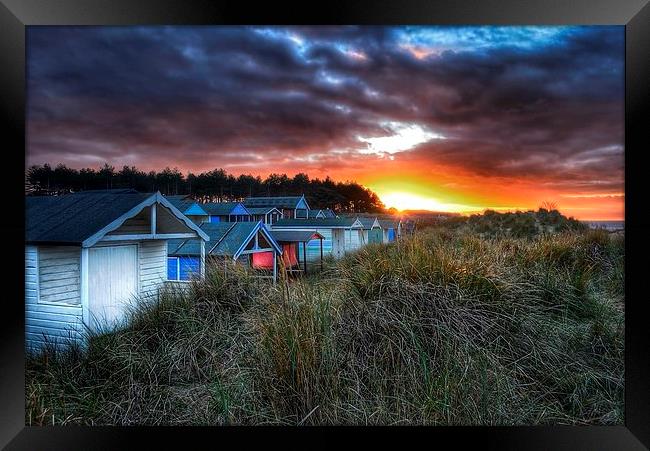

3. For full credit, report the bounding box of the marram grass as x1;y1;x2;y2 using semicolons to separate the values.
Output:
26;228;624;425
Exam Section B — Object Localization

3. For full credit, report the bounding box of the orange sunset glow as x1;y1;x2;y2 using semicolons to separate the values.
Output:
26;26;624;220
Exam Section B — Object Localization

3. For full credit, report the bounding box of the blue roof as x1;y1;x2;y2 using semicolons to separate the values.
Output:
201;202;250;216
165;195;208;216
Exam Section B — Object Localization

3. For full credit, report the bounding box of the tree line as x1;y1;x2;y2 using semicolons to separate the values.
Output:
26;164;386;213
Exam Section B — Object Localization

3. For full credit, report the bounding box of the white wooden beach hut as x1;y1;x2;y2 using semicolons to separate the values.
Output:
308;209;337;219
270;217;364;260
25;189;209;351
378;219;400;242
358;217;383;244
247;206;283;225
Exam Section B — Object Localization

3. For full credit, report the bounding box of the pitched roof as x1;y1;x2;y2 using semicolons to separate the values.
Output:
26;190;209;246
172;222;235;256
247;206;281;215
308;210;324;218
26;190;153;244
272;217;360;228
171;221;281;258
378;219;399;229
270;230;325;243
210;222;258;256
165;195;203;215
357;217;380;229
244;196;306;209
167;238;187;255
201;202;250;216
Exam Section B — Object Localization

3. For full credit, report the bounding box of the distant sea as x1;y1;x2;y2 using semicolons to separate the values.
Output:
583;221;625;231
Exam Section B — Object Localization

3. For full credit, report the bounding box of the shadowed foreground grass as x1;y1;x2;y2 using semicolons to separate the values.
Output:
26;228;624;425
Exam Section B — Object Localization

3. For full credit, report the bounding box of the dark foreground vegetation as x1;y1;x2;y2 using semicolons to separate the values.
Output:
26;227;624;425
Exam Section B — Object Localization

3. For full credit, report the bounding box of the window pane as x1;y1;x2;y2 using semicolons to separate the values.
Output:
167;257;178;280
179;257;200;280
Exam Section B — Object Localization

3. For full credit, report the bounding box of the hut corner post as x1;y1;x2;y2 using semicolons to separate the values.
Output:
80;247;90;328
200;239;205;279
320;237;323;271
303;242;307;274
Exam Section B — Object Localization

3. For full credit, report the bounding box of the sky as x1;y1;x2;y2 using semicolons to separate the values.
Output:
26;26;624;220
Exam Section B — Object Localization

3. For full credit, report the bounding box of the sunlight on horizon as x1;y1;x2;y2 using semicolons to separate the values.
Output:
380;191;474;213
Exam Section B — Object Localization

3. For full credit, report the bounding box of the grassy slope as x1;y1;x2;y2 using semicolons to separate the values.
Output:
26;227;624;425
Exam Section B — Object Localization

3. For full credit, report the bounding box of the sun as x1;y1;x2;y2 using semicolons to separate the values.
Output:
380;192;448;212
378;191;481;214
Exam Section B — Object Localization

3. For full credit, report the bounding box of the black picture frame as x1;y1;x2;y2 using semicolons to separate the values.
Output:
1;0;648;448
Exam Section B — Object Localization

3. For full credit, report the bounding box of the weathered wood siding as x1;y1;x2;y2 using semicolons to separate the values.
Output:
25;245;84;351
25;240;168;352
344;229;363;253
332;229;345;258
139;240;167;298
37;246;81;305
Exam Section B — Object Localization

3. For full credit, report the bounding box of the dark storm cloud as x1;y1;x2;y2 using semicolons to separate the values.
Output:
27;25;623;193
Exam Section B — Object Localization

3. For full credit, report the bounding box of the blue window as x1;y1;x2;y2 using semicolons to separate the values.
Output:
167;257;179;280
168;256;200;280
388;229;395;241
179;257;200;280
210;215;221;223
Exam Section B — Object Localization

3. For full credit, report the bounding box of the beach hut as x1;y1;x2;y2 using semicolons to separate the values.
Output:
358;217;383;244
244;195;310;219
308;208;337;219
378;219;400;242
165;195;209;224
270;230;325;274
308;209;326;219
25;189;209;350
201;202;251;223
271;217;364;259
169;221;282;281
246;206;283;225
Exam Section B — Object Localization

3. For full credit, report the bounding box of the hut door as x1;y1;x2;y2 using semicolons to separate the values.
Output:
369;229;383;244
88;245;138;333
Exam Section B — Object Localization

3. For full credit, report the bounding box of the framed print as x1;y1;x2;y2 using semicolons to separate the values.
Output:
1;0;648;449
